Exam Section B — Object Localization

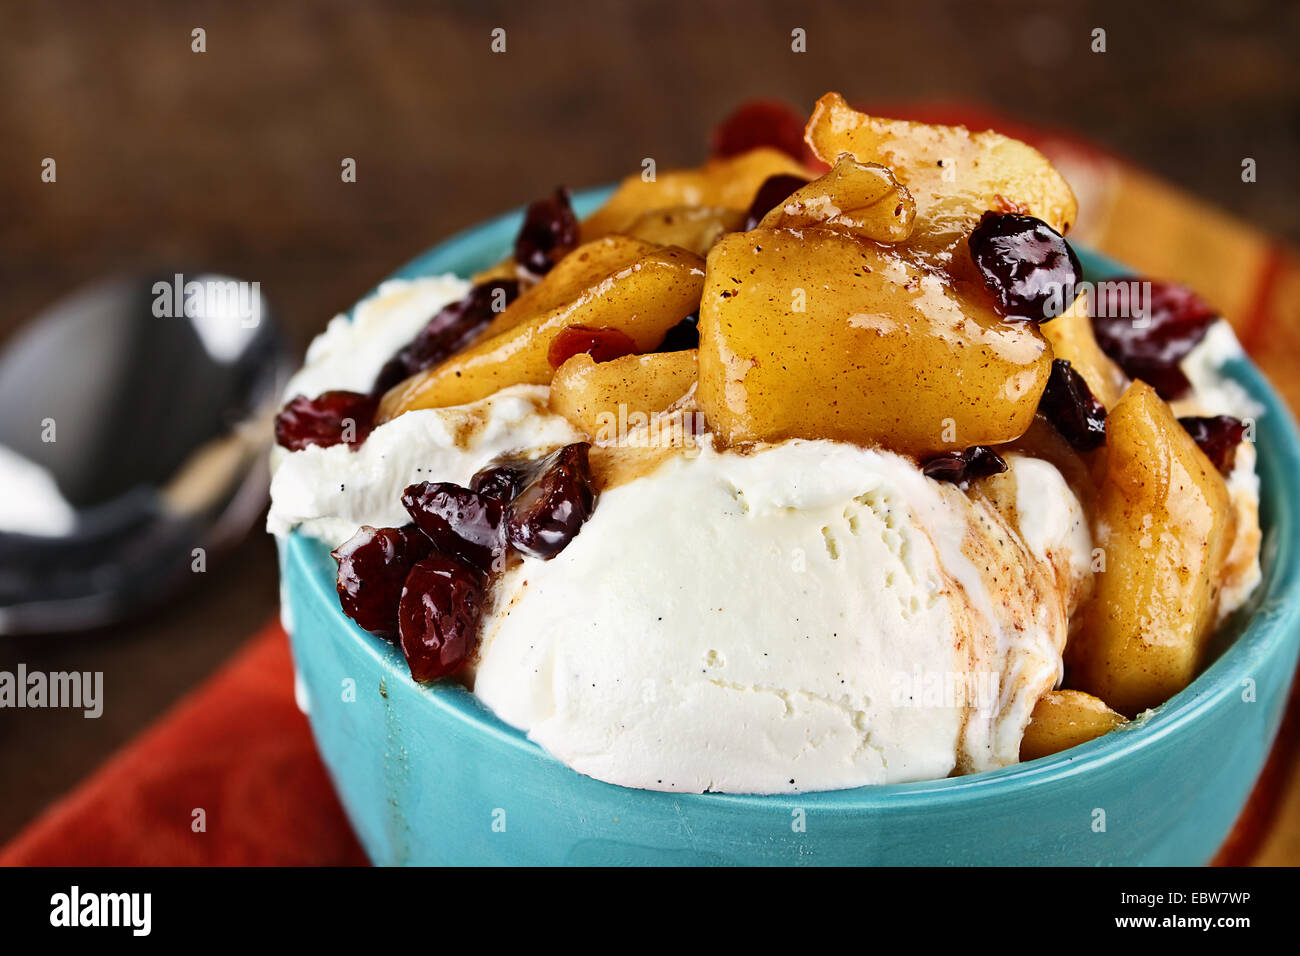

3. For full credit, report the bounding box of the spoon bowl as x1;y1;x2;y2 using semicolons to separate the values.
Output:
0;271;290;634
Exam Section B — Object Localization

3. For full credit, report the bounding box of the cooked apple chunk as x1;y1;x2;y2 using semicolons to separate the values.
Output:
378;245;704;420
551;350;697;438
580;148;809;239
478;235;661;341
696;228;1052;455
757;153;916;243
623;206;745;256
804;93;1077;264
1020;690;1127;761
1069;380;1233;715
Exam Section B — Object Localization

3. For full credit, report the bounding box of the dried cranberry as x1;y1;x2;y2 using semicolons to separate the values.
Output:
275;390;379;452
968;212;1081;323
331;525;433;640
507;442;597;559
656;313;699;352
711;99;811;164
742;173;809;230
398;554;486;682
372;279;520;394
547;325;638;369
1179;415;1246;474
1038;359;1107;451
470;461;532;502
514;187;578;280
1091;280;1217;400
401;482;507;573
922;446;1008;485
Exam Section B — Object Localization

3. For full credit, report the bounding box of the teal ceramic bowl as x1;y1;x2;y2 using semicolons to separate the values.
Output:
279;188;1300;865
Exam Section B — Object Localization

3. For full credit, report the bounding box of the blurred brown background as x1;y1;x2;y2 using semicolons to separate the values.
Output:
0;0;1297;843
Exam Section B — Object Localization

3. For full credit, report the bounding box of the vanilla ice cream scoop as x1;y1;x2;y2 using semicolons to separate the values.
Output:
473;440;1087;793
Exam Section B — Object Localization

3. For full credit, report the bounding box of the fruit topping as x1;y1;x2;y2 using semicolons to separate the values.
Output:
505;442;597;559
697;228;1052;455
754;155;916;243
921;446;1008;485
1038;294;1128;410
550;350;698;437
331;525;434;640
655;312;700;352
582;150;808;240
742;173;812;231
398;554;487;682
1090;279;1217;400
1067;381;1232;715
547;325;638;369
968;212;1082;323
804;93;1077;266
1178;415;1246;474
1038;359;1107;451
372;279;520;395
622;206;743;256
710;99;811;164
514;187;579;280
275;390;379;452
469;460;533;502
401;482;508;574
376;244;704;419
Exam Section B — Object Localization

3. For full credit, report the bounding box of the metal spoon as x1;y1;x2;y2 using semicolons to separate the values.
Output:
0;271;291;634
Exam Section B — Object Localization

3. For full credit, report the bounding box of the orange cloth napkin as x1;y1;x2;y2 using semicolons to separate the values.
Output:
0;623;366;866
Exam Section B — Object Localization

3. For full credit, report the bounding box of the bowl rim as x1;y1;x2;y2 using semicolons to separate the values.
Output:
287;186;1300;810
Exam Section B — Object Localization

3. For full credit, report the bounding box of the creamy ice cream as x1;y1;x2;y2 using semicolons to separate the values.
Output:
268;387;582;546
270;275;1263;793
473;441;1088;791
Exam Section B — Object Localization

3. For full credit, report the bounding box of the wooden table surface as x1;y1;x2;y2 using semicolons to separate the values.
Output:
1;0;1297;856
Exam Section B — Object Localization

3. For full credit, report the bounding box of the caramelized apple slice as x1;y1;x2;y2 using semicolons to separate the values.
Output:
757;153;916;243
697;228;1051;455
805;93;1077;264
551;350;697;438
477;235;661;341
378;246;704;420
1019;690;1127;761
580;148;809;239
622;206;745;256
1040;294;1128;409
1069;381;1233;715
